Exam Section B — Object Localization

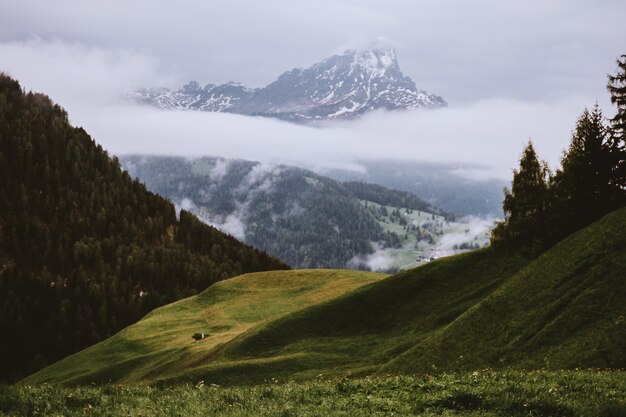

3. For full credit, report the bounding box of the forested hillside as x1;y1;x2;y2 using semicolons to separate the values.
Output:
0;74;287;382
342;181;445;215
121;156;467;270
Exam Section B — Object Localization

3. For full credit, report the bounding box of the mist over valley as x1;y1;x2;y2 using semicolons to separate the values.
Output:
122;155;493;272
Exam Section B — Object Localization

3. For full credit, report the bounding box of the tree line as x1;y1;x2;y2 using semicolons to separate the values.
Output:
491;56;626;253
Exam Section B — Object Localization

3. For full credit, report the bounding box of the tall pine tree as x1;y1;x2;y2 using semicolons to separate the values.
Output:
491;141;550;253
607;54;626;198
550;105;612;237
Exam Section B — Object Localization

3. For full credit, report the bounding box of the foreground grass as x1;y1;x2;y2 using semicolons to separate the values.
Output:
3;371;625;416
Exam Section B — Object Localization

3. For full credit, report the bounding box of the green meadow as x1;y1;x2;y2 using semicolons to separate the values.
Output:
4;371;625;417
24;270;386;385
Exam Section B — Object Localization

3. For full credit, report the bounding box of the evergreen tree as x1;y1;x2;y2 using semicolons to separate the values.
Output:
491;141;551;252
550;105;612;236
492;56;626;253
606;54;626;198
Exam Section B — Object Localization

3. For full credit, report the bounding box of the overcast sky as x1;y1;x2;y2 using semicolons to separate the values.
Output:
1;0;625;177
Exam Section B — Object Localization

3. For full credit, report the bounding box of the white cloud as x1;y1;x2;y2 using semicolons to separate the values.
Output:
174;196;247;240
63;96;602;179
209;159;230;182
0;38;170;109
179;197;195;211
348;244;393;272
437;217;496;251
239;164;283;192
218;215;246;240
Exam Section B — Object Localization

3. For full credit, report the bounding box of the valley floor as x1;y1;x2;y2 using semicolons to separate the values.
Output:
3;370;625;416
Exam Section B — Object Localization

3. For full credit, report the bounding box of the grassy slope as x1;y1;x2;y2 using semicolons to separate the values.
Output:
384;206;626;373
162;248;527;385
25;208;626;386
169;208;626;385
23;270;386;385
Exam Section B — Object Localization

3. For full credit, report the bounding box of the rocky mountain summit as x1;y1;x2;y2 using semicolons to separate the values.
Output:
132;48;446;122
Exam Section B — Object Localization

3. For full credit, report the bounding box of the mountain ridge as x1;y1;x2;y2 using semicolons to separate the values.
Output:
132;47;446;122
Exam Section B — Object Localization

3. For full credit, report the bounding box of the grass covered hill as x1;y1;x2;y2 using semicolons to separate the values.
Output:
0;74;287;382
39;205;626;387
384;207;626;374
208;207;625;383
23;207;626;387
24;270;386;385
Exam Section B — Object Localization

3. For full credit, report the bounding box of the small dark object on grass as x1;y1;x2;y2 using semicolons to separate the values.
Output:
192;333;207;341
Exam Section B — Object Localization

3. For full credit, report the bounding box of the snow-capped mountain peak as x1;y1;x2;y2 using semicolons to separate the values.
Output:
132;46;446;123
349;48;399;75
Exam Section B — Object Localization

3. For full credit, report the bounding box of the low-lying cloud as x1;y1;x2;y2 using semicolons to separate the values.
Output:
73;97;603;179
347;244;393;272
170;161;286;241
0;37;171;107
436;217;495;251
0;37;619;179
174;196;247;240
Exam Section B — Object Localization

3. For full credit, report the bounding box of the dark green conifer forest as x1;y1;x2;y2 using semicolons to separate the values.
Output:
492;56;626;252
0;74;288;382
